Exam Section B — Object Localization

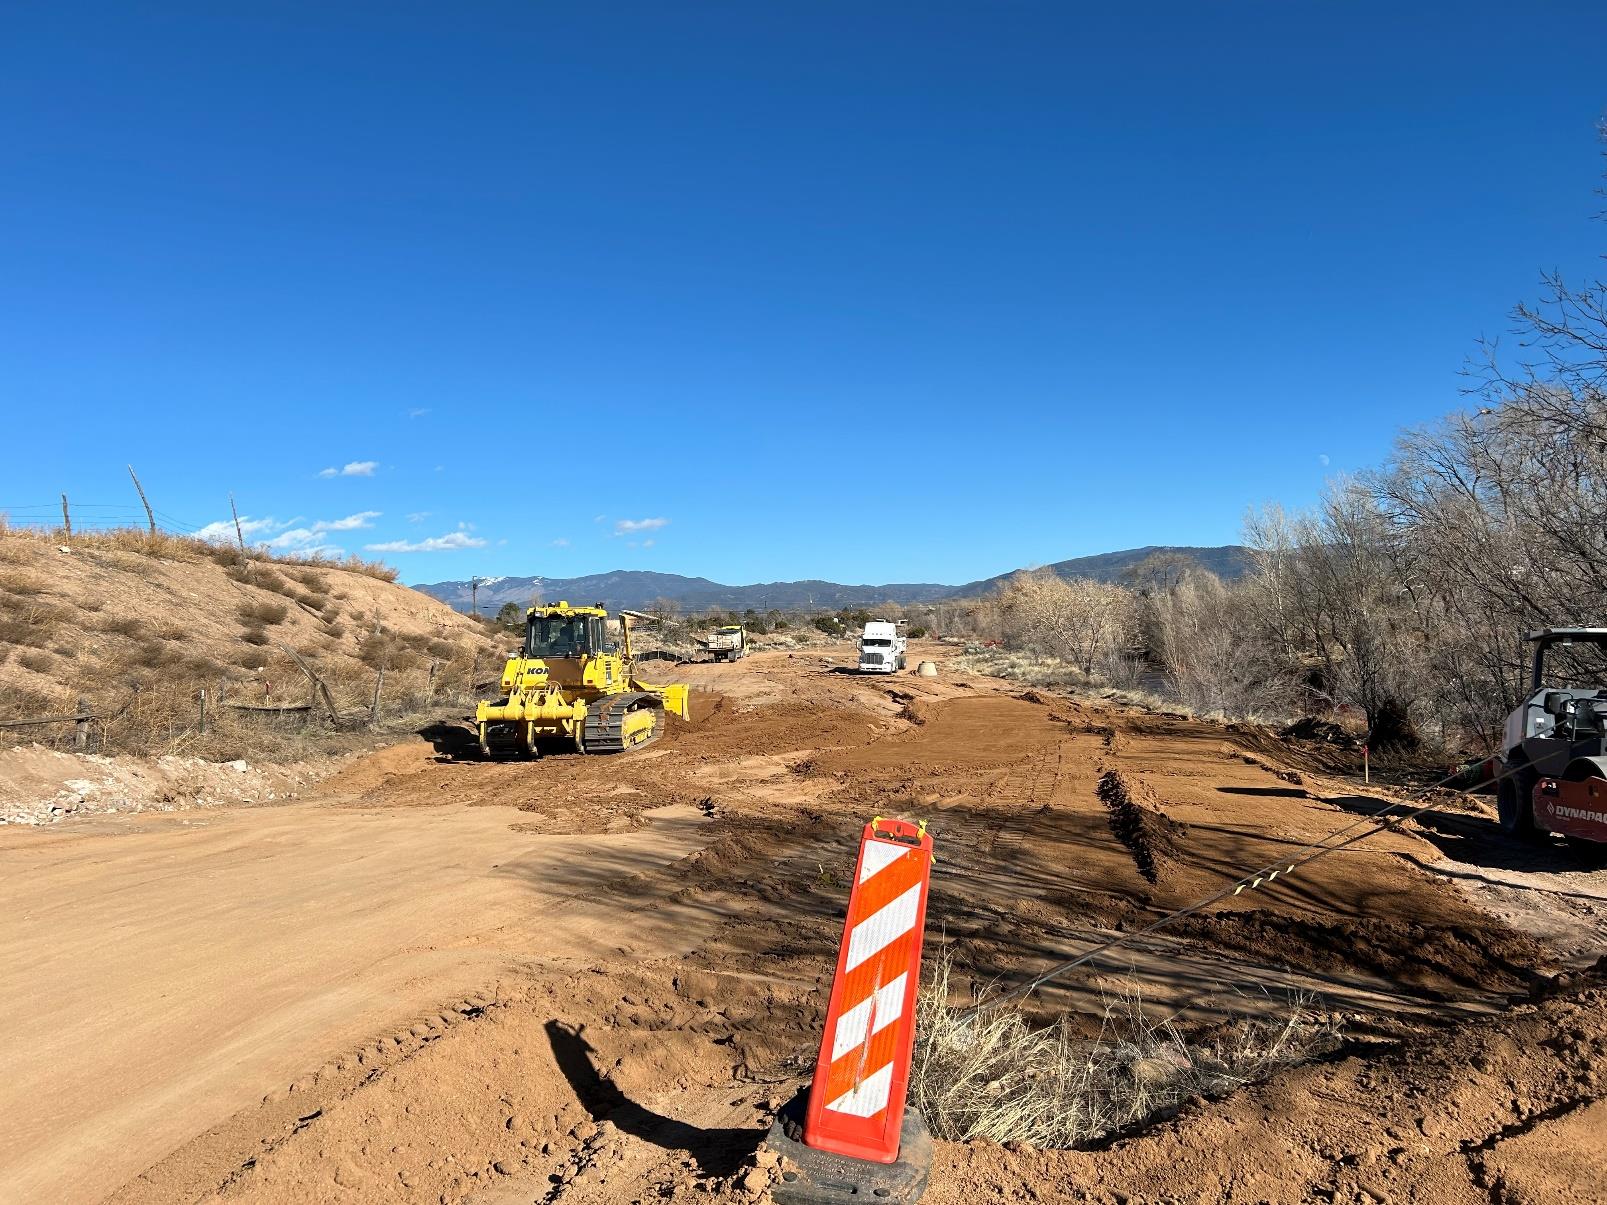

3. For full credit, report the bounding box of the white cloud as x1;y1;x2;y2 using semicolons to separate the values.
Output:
364;524;487;553
318;460;378;478
407;511;430;523
614;517;668;535
407;408;430;418
194;512;377;555
194;515;285;543
265;511;381;550
318;510;382;531
550;538;570;547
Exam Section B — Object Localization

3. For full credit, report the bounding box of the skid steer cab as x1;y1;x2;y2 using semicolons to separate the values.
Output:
475;602;689;758
1497;627;1607;858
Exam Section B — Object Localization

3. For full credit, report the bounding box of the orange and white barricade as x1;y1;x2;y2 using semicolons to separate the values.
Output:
769;816;935;1203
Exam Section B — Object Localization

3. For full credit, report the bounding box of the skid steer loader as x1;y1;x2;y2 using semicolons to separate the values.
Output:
1497;627;1607;856
475;602;689;757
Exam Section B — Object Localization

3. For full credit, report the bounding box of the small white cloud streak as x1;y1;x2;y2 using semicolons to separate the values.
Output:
614;517;668;535
364;525;487;553
319;461;378;478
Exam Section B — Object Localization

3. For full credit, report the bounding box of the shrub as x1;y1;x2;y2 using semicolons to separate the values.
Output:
239;599;290;625
909;626;928;639
238;649;270;670
100;614;145;638
18;649;53;673
240;624;269;646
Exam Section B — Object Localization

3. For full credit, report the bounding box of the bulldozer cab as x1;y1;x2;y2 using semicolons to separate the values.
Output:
524;610;617;660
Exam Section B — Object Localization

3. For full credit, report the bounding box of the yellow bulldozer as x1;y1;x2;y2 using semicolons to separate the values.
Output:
475;601;690;757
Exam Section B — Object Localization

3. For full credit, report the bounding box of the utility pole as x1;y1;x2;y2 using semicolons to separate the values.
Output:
60;493;71;538
127;465;156;535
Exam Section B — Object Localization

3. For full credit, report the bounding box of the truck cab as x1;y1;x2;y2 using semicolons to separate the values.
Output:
857;620;907;674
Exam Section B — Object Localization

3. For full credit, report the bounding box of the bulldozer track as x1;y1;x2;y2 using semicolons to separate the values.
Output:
582;691;664;754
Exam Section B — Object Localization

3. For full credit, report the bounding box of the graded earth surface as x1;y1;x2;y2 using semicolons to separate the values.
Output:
3;645;1604;1203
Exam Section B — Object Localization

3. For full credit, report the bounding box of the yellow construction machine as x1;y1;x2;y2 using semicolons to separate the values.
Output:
475;601;690;756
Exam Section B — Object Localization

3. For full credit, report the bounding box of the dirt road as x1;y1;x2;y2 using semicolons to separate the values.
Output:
3;644;1603;1203
0;788;714;1202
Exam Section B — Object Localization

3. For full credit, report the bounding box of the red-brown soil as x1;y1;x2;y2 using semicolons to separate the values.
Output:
2;643;1603;1203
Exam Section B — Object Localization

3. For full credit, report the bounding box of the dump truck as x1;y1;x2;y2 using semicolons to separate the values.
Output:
703;624;748;662
475;601;690;757
857;620;907;674
1495;627;1607;855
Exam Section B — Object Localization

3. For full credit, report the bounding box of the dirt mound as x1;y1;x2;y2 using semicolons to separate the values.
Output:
1096;769;1187;884
0;528;500;774
1282;715;1362;747
0;741;332;825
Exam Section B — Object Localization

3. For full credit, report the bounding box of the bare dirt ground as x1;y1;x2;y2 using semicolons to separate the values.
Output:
2;642;1604;1204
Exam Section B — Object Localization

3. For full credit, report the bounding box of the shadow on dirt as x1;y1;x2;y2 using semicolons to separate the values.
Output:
1325;792;1604;878
544;1021;764;1177
1218;786;1310;798
417;720;479;760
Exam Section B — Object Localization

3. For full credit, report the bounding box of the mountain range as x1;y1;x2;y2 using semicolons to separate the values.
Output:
413;545;1248;614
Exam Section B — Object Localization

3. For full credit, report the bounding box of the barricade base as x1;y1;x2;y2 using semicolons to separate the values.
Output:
766;1087;932;1204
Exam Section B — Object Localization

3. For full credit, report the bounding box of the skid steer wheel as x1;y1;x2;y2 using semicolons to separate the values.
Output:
1497;767;1535;836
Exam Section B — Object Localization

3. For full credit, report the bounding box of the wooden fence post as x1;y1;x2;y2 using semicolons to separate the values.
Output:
74;697;91;751
369;664;386;727
61;493;72;538
127;465;156;536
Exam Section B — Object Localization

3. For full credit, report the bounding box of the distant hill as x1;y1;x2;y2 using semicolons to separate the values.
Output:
412;570;956;614
951;545;1250;597
413;546;1248;614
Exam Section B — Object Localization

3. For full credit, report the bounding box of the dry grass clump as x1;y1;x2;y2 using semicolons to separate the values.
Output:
238;599;290;626
99;614;146;638
0;568;48;595
910;952;1336;1148
17;650;55;673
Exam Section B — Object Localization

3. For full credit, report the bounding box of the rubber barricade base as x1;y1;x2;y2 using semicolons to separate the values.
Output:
768;1086;932;1204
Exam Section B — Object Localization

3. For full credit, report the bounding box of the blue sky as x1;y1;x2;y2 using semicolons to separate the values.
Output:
2;3;1603;586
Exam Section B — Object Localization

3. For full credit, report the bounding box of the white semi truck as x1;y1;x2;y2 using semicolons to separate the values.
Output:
857;620;907;674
